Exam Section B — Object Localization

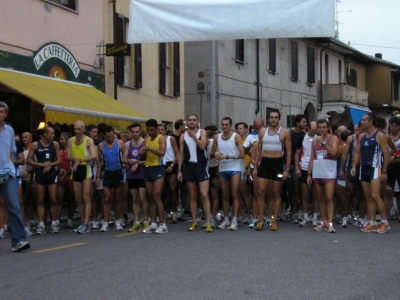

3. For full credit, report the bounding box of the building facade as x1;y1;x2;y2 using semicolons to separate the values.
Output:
102;0;185;128
185;37;400;129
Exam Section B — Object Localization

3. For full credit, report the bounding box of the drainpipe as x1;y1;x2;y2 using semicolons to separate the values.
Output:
112;0;117;100
255;39;260;115
318;41;330;111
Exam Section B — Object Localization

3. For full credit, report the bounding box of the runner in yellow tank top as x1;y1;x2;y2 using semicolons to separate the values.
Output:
67;120;97;234
139;119;167;234
144;134;163;166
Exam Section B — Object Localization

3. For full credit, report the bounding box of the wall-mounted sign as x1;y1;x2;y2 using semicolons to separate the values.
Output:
106;44;131;56
33;43;80;78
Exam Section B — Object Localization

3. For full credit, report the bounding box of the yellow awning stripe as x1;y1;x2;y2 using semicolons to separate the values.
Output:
0;68;147;129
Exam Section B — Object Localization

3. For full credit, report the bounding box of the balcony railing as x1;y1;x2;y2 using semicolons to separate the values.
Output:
322;84;368;107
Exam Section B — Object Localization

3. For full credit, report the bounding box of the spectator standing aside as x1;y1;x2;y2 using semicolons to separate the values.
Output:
0;101;30;252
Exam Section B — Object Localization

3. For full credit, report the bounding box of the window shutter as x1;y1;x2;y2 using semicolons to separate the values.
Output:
394;74;399;101
269;39;276;72
235;39;244;62
159;43;166;95
307;47;315;84
291;40;298;80
116;13;124;85
173;42;180;97
135;44;142;88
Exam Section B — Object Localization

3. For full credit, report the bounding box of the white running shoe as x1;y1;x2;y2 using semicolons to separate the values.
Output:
115;222;124;231
218;220;230;230
229;221;238;231
100;223;109;232
155;225;168;234
143;224;158;233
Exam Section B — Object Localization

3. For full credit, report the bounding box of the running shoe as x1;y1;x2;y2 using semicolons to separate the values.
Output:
327;223;336;233
188;222;198;231
77;224;90;234
218;220;230;230
115;222;124;231
255;221;265;231
215;212;223;222
36;225;46;235
143;221;149;229
100;223;109;232
205;224;213;232
91;221;100;229
28;220;36;231
129;222;142;232
376;222;391;234
25;227;35;236
341;217;348;228
171;212;178;224
210;218;217;229
312;220;318;228
11;241;30;253
298;220;307;227
360;223;379;233
271;219;278;231
0;228;5;239
229;221;238;231
67;219;73;228
313;224;322;232
143;223;158;233
266;219;272;228
249;220;258;228
243;216;251;224
155;225;168;234
51;224;59;234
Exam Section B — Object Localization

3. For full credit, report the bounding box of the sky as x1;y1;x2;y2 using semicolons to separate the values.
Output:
337;0;400;65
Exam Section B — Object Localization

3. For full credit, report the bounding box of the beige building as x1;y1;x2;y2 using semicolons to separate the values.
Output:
102;0;185;127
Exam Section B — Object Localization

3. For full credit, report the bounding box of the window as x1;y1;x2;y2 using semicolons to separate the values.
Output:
159;42;180;97
268;39;276;73
306;47;315;84
46;0;78;10
235;39;244;63
338;60;342;83
291;40;298;80
325;54;329;84
394;74;399;101
347;68;357;87
115;14;142;88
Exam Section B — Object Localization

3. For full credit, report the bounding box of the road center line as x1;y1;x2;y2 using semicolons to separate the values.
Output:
33;242;87;253
116;231;142;237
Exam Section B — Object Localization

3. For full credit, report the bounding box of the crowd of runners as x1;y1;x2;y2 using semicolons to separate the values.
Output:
1;101;398;252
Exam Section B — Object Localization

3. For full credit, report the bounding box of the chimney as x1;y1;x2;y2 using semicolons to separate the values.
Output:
375;53;382;59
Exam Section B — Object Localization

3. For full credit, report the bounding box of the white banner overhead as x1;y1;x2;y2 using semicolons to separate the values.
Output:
128;0;335;44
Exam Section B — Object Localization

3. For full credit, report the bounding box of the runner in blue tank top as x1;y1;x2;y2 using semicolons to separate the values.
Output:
350;112;390;233
96;126;125;232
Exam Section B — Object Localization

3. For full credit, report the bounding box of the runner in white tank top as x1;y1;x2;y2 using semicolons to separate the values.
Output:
157;124;179;225
253;109;292;231
211;117;244;231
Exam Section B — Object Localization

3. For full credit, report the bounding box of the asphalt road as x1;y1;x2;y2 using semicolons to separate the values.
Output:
1;220;399;300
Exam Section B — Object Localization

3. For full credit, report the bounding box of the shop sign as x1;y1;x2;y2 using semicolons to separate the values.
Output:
106;44;131;56
33;43;80;78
